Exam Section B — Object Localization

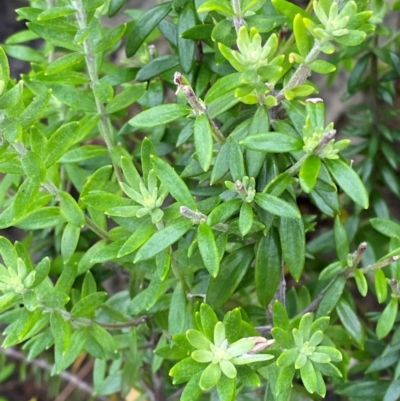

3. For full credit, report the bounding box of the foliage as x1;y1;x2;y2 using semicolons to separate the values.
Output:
0;0;399;400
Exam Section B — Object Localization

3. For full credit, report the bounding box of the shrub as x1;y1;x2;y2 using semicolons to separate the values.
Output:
0;0;399;400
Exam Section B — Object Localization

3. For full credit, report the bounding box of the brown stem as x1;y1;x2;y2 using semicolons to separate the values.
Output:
1;347;107;401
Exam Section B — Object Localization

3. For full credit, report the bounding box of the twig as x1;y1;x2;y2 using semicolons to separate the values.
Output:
1;347;107;401
55;358;94;401
72;0;123;183
276;40;321;102
166;387;184;401
95;316;149;330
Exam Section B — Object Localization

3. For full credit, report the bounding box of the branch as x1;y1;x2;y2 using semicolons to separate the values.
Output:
276;40;321;102
72;0;123;183
1;347;107;401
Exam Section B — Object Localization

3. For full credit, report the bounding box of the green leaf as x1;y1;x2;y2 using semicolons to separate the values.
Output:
49;84;96;112
370;218;400;238
126;2;172;57
377;298;398;339
128;274;170;314
271;327;294;348
0;81;23;109
279;216;305;281
325;159;369;209
240;132;303;152
255;228;281;307
71;292;108;318
200;304;219;341
236;365;260;387
0;46;10;94
273;300;289;330
300;359;317;393
2;44;45;63
108;0;128;17
194;113;213;172
134;218;192;262
170;357;206;381
200;362;221;390
217;374;236;401
334;30;366;46
207;199;242;226
61;223;80;262
336;299;365;349
375;269;388;304
59;145;108;163
206;246;254;308
12;179;40;220
198;223;220;277
46;52;84;75
169;282;187;335
316;275;346;318
0;292;20;314
353;268;368;297
129;104;191;128
180;371;202;401
55;263;78;294
181;24;214;40
136;55;180;81
81;271;97;298
118;219;154;257
21;151;46;185
334;215;349;261
44;122;79;167
15;207;65;230
106;83;147;114
277;348;298;367
271;0;310;24
19;89;52;129
239;202;253;237
152;156;196;209
178;2;196;73
59;191;85;227
91;323;117;357
95;23;126;53
255;193;300;219
82;192;132;211
299;155;321;193
276;365;295;395
204;73;242;104
50;312;71;356
26;22;81;52
37;6;75;20
197;0;234;16
229;136;245;182
294;14;310;57
309;59;337;74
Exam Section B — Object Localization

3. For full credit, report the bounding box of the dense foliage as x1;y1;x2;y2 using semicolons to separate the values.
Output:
0;0;400;400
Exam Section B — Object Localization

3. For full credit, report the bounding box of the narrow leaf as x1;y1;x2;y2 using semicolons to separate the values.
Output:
325;159;369;209
198;223;220;277
134;218;192;262
129;104;191;128
126;2;172;57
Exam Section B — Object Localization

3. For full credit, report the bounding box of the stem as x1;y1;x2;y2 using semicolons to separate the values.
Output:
71;0;123;183
1;347;107;401
175;72;225;143
231;0;244;32
283;129;337;179
41;304;148;330
94;316;149;330
180;206;229;232
276;40;321;102
354;255;400;276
